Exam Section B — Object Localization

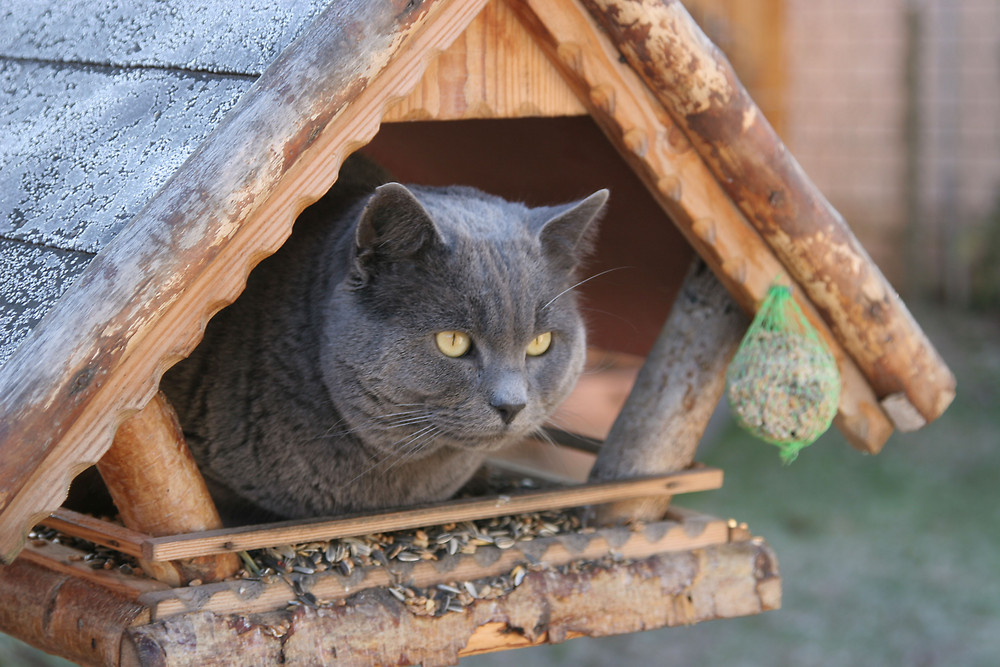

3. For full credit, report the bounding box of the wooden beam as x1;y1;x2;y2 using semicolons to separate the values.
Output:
0;555;148;667
125;538;779;666
507;0;895;454
41;508;148;559
0;0;491;565
577;0;955;426
97;392;240;586
141;467;722;561
589;259;746;523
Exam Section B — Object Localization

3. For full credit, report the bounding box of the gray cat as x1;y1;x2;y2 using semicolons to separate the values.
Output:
160;155;607;524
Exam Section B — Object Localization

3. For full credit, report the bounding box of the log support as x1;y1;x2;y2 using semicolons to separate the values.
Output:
123;540;779;667
0;555;148;667
588;259;746;524
97;392;240;586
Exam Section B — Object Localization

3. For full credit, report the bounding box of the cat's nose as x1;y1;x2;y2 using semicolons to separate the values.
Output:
491;400;526;425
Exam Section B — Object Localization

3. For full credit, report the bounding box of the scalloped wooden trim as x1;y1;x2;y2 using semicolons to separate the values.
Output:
0;0;491;565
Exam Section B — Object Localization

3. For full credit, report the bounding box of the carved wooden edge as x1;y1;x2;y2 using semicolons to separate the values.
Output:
507;0;896;454
0;0;491;565
122;538;780;666
577;0;955;425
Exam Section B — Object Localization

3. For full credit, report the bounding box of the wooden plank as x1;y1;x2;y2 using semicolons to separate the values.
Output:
142;467;723;561
140;509;732;619
41;508;148;559
126;538;780;665
0;0;492;565
508;0;895;454
97;391;241;585
589;259;745;523
577;0;955;425
383;0;586;120
18;540;171;601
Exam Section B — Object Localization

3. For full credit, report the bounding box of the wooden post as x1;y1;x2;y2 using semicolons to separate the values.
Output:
97;392;240;586
588;259;746;524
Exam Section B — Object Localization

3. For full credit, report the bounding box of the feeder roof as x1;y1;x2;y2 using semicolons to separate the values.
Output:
0;0;330;365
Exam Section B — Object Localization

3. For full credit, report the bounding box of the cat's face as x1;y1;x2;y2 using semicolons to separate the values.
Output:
321;183;607;458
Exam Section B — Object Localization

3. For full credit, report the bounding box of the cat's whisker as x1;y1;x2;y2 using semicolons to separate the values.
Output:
339;425;439;489
542;266;631;310
378;414;434;428
579;306;640;333
378;426;441;475
544;412;604;449
376;409;427;419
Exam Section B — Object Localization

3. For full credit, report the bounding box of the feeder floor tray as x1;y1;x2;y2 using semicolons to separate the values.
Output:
4;500;779;667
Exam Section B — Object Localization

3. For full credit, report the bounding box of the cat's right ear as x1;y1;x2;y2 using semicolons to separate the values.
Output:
353;183;443;283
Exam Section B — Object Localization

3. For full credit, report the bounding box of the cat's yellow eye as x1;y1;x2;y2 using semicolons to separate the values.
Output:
526;332;552;357
435;331;471;358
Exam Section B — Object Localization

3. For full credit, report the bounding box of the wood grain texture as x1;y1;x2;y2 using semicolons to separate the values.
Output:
577;0;955;425
508;0;895;454
141;467;722;561
125;539;779;666
589;259;746;523
0;0;490;565
384;0;585;120
97;391;240;585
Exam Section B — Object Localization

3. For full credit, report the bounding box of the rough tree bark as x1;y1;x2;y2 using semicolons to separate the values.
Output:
588;259;746;524
97;392;240;585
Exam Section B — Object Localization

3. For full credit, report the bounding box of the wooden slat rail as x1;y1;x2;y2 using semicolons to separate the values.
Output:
40;467;721;562
41;509;147;559
144;467;721;561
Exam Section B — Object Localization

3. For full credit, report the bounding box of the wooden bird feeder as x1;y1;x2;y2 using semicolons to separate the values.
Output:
0;0;954;665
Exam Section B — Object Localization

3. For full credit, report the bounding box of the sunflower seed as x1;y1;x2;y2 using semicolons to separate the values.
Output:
494;536;516;549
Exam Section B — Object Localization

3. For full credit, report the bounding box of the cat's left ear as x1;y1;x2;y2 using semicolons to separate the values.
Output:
353;183;444;282
536;189;608;273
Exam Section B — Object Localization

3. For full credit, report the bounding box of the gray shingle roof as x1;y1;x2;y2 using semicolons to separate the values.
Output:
0;0;332;365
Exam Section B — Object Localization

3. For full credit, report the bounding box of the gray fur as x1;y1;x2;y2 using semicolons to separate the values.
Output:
160;156;607;524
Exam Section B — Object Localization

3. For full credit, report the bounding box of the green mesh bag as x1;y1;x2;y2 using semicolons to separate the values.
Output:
726;284;840;463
